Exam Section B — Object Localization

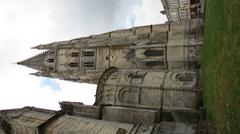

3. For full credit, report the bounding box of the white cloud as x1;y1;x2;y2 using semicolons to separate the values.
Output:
0;65;96;110
0;0;167;110
128;0;167;26
0;0;97;110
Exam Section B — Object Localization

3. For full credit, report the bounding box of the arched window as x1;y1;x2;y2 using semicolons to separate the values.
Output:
69;62;79;67
82;50;95;57
70;52;79;57
47;59;54;63
145;61;164;66
177;75;194;82
126;49;135;59
144;49;164;57
83;61;94;67
190;0;199;4
128;72;145;79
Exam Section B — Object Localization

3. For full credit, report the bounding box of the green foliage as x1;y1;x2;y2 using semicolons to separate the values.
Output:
203;0;240;133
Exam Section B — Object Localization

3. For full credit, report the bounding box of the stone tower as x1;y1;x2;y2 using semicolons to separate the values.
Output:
0;0;208;133
18;19;203;84
160;0;204;22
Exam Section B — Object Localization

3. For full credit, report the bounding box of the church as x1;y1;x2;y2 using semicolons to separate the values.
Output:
0;0;207;133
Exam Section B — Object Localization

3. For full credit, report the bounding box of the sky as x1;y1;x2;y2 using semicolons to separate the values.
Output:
0;0;167;110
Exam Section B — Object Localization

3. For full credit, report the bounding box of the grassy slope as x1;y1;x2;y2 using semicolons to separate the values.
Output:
203;0;240;133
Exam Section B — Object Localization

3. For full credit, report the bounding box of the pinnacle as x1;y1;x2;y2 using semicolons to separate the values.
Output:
17;51;48;71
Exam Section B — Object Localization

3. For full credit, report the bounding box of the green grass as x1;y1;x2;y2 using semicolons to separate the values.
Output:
203;0;240;133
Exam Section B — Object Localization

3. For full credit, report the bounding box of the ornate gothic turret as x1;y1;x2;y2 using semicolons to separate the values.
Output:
17;51;50;71
18;19;203;84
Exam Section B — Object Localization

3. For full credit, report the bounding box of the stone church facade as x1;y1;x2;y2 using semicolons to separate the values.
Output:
17;18;203;84
0;0;207;133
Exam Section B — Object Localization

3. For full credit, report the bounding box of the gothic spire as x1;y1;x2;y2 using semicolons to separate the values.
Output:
17;51;48;71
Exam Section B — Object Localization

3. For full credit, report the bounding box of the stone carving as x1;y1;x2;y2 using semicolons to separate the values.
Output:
17;19;203;84
0;0;208;133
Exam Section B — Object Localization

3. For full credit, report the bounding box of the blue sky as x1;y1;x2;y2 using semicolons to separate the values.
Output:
0;0;166;110
131;17;136;27
41;78;61;91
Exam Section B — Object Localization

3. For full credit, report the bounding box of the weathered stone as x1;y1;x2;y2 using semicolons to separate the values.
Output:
17;18;203;84
0;0;208;133
102;106;158;124
161;0;204;22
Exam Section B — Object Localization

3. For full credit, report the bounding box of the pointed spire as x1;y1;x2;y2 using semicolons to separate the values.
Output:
17;51;48;71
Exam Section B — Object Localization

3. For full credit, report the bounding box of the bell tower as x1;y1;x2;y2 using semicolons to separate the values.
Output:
18;19;203;84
